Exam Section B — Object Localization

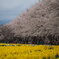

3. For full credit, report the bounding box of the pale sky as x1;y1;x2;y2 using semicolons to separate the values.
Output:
0;0;39;10
0;0;39;24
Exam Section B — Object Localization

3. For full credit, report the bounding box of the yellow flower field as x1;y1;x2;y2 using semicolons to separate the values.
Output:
0;44;59;59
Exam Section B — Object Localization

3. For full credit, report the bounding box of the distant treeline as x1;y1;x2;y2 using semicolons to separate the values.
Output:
0;31;59;45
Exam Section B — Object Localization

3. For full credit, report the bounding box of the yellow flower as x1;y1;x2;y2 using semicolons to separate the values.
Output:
0;43;59;59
